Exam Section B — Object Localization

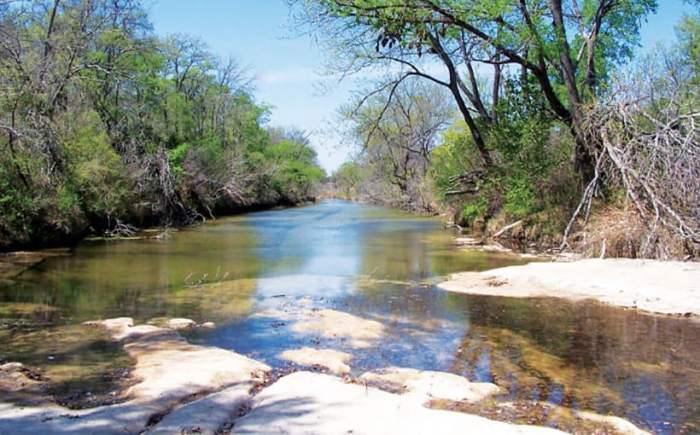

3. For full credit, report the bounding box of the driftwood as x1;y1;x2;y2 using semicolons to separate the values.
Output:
493;220;523;238
442;170;486;196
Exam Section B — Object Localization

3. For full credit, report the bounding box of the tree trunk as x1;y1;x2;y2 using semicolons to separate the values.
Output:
570;119;596;187
549;0;595;185
430;33;493;168
451;83;493;167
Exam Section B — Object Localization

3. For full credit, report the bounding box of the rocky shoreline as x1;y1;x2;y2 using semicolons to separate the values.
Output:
0;314;652;434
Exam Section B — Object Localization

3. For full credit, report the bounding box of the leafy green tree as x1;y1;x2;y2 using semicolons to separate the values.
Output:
292;0;657;184
332;161;363;199
0;0;325;248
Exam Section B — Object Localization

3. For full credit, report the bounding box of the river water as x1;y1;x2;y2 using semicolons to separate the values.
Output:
1;200;698;433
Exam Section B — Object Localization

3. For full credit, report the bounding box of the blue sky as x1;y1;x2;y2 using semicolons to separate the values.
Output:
149;0;695;173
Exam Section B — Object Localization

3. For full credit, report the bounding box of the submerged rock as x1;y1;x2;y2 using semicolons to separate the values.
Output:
279;347;352;375
0;362;48;406
234;371;565;434
0;249;71;280
359;367;501;404
291;309;385;348
496;401;652;435
576;410;651;435
254;306;387;348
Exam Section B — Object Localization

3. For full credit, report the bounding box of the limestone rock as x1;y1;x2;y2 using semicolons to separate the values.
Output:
166;318;196;330
576;410;651;435
146;383;252;435
439;259;700;317
359;367;501;404
0;318;270;435
234;372;565;435
291;309;385;348
279;347;352;375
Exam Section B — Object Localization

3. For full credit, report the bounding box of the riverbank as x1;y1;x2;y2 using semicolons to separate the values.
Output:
0;199;317;254
0;316;652;434
2;201;698;432
439;258;700;319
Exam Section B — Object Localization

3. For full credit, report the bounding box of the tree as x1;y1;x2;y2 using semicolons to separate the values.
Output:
0;0;325;248
341;78;452;210
291;0;657;184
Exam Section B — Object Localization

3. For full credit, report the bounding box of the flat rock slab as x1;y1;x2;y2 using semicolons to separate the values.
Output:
0;318;270;435
279;347;352;374
146;382;253;435
233;372;565;435
84;317;270;402
166;317;197;330
0;363;48;405
359;367;501;404
291;309;385;348
439;259;700;317
0;249;71;280
256;306;386;348
577;410;651;435
498;402;651;435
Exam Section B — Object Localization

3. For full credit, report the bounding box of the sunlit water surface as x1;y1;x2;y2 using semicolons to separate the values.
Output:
1;200;698;433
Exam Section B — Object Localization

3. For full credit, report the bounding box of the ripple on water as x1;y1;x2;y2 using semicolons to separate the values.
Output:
0;201;698;433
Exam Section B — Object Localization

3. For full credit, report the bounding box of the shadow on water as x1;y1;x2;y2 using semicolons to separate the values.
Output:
0;200;698;432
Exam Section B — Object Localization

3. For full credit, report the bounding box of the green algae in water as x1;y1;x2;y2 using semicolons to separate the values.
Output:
0;200;698;433
0;323;134;408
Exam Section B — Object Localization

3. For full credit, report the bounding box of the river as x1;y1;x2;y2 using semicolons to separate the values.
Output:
1;200;698;433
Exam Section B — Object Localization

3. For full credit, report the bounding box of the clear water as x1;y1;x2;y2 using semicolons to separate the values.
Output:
1;200;698;433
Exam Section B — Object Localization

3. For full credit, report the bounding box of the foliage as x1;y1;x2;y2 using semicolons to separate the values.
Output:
336;79;451;212
292;0;658;184
332;162;363;199
309;0;696;257
264;139;326;203
0;0;324;249
460;197;488;226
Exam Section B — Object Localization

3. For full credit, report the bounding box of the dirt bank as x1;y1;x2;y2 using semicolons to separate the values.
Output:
439;258;700;318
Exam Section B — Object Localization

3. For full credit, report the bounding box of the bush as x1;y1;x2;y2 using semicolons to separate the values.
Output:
61;111;131;225
0;164;37;245
460;197;488;226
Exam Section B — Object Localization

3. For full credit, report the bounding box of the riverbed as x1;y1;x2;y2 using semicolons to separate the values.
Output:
1;200;698;433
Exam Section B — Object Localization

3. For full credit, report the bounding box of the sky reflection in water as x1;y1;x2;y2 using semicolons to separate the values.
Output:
1;200;698;433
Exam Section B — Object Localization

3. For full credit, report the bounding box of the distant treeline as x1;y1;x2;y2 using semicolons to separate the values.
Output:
0;0;325;250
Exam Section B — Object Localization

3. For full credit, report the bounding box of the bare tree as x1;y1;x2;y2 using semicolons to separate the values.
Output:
342;78;453;211
562;51;700;258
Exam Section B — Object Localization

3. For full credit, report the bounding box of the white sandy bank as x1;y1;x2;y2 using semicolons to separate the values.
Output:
439;259;700;317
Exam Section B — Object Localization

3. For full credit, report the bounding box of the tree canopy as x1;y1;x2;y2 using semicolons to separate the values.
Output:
292;0;657;182
0;0;325;248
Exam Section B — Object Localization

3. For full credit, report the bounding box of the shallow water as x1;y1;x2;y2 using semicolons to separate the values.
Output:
1;200;698;433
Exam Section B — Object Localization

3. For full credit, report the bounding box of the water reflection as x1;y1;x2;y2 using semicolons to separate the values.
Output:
0;200;698;433
446;296;700;434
